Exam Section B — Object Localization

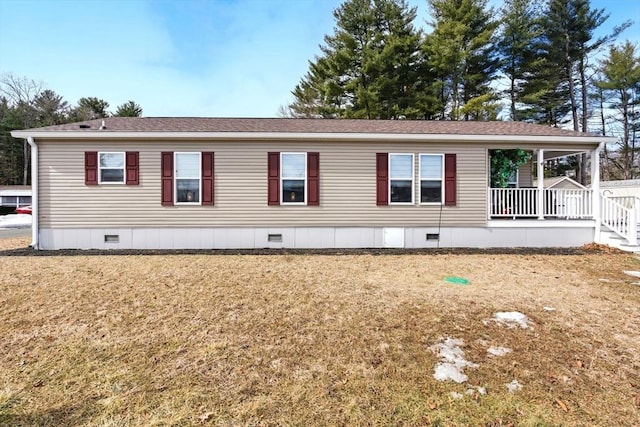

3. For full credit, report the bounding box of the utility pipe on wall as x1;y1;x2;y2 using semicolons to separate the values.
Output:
26;137;38;249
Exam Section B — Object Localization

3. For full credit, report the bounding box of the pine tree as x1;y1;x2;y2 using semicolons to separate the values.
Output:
496;0;543;121
34;90;69;126
70;97;110;121
423;0;499;120
595;41;640;179
114;100;143;117
287;0;427;119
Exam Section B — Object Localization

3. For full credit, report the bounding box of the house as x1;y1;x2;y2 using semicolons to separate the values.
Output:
0;186;32;207
0;186;32;215
600;179;640;198
11;117;617;250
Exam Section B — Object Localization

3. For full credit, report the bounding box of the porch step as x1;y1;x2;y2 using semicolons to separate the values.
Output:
598;224;640;253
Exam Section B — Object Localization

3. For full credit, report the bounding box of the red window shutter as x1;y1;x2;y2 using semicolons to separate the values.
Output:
125;151;139;185
376;153;388;206
201;152;214;205
268;152;280;205
444;153;457;206
307;152;320;206
161;152;174;206
85;151;98;185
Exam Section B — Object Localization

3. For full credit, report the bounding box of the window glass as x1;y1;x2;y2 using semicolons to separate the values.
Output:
281;153;306;204
2;196;17;206
99;152;125;183
101;169;124;183
507;170;518;188
390;180;412;203
389;154;414;203
420;154;443;203
177;179;200;203
282;154;305;178
176;153;200;178
421;181;442;203
420;155;442;179
175;153;200;203
282;179;305;203
390;154;413;179
100;153;124;168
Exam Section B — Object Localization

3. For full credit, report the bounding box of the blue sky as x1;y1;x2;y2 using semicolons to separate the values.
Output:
0;0;638;118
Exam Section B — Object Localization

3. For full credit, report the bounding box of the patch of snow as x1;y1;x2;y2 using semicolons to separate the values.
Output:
487;346;512;357
450;391;463;399
434;363;469;383
543;306;555;312
429;337;478;383
492;311;531;329
506;380;522;393
465;386;487;396
623;270;640;278
0;214;31;229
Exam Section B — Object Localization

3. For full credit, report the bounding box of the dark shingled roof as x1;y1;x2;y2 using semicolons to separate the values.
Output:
24;117;601;137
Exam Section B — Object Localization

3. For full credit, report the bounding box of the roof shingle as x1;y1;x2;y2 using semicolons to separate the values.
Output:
22;117;602;138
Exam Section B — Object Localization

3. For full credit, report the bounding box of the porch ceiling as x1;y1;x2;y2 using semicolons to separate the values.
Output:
539;150;590;161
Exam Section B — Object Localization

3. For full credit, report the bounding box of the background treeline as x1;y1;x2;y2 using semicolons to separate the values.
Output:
283;0;639;181
0;73;142;185
2;0;639;186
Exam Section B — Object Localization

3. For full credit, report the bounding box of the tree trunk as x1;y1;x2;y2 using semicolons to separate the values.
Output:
510;71;517;121
578;58;588;185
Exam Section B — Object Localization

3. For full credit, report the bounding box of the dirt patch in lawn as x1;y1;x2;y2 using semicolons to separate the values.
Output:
1;252;639;426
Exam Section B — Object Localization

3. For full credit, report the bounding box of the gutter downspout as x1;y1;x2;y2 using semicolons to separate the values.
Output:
592;141;604;244
26;137;38;249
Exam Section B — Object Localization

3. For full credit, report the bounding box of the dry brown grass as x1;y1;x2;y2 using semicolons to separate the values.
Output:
1;248;639;426
0;236;30;251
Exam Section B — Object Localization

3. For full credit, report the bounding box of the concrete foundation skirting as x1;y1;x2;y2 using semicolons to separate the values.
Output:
38;225;595;250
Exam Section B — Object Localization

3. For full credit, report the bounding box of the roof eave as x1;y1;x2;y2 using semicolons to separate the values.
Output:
10;130;616;144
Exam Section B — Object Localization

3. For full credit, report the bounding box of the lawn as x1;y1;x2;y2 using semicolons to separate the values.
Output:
1;238;639;426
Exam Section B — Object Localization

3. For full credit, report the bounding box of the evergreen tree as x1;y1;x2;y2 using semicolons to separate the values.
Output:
497;0;543;121
595;41;640;179
34;90;69;126
541;0;629;182
70;97;110;121
423;0;499;120
287;0;428;119
114;100;143;117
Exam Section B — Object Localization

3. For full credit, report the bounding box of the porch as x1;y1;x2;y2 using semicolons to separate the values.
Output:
489;187;593;219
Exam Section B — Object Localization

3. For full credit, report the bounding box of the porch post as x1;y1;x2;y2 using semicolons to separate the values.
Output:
537;149;544;220
592;143;603;242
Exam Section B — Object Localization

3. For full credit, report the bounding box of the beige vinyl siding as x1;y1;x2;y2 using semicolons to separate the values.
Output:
38;139;488;228
518;159;534;187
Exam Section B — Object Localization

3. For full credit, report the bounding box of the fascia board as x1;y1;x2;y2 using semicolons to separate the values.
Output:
10;130;617;145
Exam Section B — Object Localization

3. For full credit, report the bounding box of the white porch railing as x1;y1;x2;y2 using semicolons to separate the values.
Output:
489;188;593;219
608;196;640;223
543;189;593;218
601;195;638;245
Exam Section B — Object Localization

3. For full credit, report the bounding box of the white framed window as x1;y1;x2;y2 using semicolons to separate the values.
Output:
389;153;414;204
175;152;201;204
419;154;444;204
281;152;307;204
98;152;125;184
507;169;519;188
